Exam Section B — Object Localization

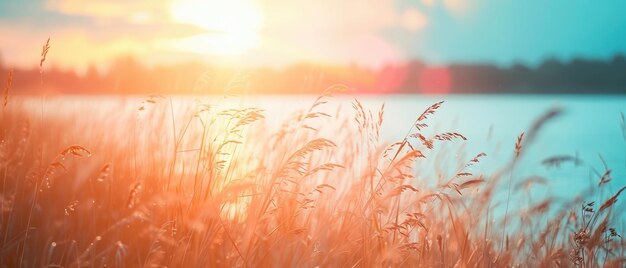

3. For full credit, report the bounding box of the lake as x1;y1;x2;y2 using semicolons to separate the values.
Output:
257;94;626;203
14;94;626;204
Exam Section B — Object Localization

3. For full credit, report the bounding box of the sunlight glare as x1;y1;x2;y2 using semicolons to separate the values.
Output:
170;0;264;56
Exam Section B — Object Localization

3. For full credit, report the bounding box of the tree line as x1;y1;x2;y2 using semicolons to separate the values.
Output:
1;55;625;95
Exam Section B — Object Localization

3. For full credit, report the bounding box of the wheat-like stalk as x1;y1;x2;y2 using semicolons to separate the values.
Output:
40;38;50;68
3;69;12;109
1;80;624;267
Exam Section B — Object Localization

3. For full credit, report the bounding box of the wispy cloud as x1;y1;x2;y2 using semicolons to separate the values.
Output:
420;0;475;15
9;0;623;70
45;0;171;24
3;0;438;69
249;0;432;67
0;24;153;72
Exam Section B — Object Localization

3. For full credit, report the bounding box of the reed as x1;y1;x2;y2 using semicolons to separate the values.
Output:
0;64;624;267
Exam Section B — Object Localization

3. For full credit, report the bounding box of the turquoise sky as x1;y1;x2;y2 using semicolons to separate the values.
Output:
398;0;626;65
1;0;626;69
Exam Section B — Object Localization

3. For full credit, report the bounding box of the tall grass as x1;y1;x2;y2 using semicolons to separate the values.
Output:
0;47;625;267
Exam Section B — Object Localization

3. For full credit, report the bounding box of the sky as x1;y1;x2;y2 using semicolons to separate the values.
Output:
1;0;626;72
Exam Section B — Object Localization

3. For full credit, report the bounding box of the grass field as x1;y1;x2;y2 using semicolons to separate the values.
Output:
1;77;625;267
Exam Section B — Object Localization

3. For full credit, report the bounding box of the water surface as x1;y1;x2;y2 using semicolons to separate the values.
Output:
18;94;626;203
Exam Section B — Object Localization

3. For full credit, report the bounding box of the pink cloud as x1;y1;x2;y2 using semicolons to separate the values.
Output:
2;0;440;69
250;0;427;67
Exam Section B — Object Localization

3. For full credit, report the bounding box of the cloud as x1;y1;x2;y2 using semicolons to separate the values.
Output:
442;0;473;15
422;0;436;7
0;23;160;72
420;0;475;16
2;0;439;69
402;8;428;32
249;0;429;67
45;0;170;24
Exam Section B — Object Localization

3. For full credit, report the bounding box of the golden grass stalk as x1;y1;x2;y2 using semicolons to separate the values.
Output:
3;69;12;109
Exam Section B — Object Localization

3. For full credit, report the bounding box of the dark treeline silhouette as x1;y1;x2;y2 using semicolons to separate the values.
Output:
1;54;626;95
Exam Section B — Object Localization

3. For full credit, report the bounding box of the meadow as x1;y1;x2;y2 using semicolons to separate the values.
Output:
1;42;626;267
1;75;625;267
3;1;626;267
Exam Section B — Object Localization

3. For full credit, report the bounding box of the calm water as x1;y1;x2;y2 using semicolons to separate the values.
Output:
19;94;626;204
244;94;626;202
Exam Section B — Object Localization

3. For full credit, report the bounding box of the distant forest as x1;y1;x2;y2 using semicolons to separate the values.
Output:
1;54;626;95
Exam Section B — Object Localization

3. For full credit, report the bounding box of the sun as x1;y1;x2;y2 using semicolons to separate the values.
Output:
170;0;264;56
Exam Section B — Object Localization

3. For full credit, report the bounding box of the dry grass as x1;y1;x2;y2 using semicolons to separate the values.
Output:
0;44;625;267
0;89;624;267
3;69;12;109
